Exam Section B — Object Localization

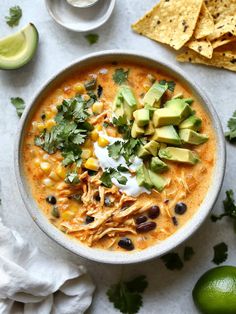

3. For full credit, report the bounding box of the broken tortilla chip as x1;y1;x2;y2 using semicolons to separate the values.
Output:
176;48;236;72
207;16;236;41
205;0;236;23
132;0;203;50
212;33;236;49
187;38;213;58
194;3;215;39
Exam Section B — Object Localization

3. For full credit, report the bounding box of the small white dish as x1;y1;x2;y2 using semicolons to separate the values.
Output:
45;0;116;32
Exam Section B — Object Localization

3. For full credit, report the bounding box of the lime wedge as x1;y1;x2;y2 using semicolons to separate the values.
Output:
0;23;38;70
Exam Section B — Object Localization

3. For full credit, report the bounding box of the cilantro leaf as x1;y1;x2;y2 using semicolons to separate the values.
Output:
108;141;123;160
65;171;80;184
112;171;128;185
5;6;22;27
225;111;236;142
117;165;129;172
212;242;228;265
100;168;127;188
85;33;99;45
113;68;129;85
159;80;176;92
183;246;194;261
10;97;25;117
112;115;130;138
211;190;236;232
100;170;113;188
107;276;148;314
161;252;184;270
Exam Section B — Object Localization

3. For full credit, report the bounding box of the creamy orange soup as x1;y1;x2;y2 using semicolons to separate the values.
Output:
23;62;215;252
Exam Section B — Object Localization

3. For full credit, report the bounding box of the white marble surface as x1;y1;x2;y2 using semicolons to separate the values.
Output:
0;1;236;313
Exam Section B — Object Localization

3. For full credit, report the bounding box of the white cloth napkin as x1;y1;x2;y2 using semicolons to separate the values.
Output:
0;220;95;314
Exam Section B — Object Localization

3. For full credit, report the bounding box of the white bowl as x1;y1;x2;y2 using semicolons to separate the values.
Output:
15;50;226;264
45;0;116;32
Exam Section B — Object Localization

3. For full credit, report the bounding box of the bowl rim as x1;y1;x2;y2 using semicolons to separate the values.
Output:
44;0;116;32
14;50;226;264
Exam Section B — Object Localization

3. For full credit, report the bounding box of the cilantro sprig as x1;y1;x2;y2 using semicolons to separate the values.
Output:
113;68;129;85
5;6;22;27
84;33;99;45
212;242;228;265
225;111;236;142
161;246;195;270
35;95;93;167
211;190;236;232
107;275;148;314
100;168;127;188
159;80;176;92
10;97;25;117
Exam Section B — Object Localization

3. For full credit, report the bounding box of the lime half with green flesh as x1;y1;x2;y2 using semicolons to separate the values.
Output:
193;266;236;314
0;23;38;70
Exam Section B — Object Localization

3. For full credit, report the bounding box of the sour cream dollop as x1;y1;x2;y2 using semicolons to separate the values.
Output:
94;134;150;197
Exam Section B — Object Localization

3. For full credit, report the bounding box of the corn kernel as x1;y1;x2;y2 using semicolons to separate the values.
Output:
61;210;75;221
45;119;56;130
98;136;110;147
84;157;99;171
37;122;45;132
51;105;58;114
90;130;99;141
92;101;104;114
40;162;51;173
74;83;85;94
95;124;103;131
81;148;92;159
56;165;67;179
49;171;60;181
34;158;41;166
42;178;54;187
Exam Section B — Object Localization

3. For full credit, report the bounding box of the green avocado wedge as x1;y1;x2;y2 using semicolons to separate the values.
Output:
0;23;38;70
193;266;236;314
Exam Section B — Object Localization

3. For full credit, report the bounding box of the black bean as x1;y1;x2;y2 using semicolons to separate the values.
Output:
97;85;103;98
94;193;101;202
135;215;147;225
41;113;46;120
46;195;57;205
118;238;134;251
51;206;60;218
85;216;94;224
175;202;187;215
136;221;157;233
172;216;178;226
148;206;160;219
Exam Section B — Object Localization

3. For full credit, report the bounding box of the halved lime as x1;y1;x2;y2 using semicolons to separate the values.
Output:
193;266;236;314
0;23;38;70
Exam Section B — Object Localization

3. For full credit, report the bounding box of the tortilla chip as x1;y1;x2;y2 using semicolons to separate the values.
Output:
205;0;236;23
132;0;203;50
187;38;213;58
194;3;215;39
176;48;236;72
212;33;236;49
207;16;236;41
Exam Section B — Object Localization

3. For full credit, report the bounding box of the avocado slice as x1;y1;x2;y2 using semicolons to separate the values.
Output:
133;108;150;127
138;146;150;158
159;147;199;165
153;108;182;127
179;129;208;145
179;115;202;131
148;170;169;192
150;156;169;173
121;86;137;120
144;140;160;156
136;164;153;190
164;99;193;121
145;121;155;136
0;23;38;70
143;82;168;108
131;121;145;138
151;126;182;145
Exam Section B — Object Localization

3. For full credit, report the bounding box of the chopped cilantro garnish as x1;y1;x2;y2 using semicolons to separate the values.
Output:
183;246;194;261
107;275;148;314
159;80;176;92
100;168;127;188
113;68;129;85
212;242;228;265
225;111;236;142
108;141;123;160
117;165;129;172
211;190;236;232
161;252;184;270
84;33;99;45
112;115;130;138
10;97;25;117
65;171;80;185
5;6;22;27
35;95;92;167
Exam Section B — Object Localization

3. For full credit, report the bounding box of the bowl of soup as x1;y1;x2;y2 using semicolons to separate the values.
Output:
15;51;225;264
